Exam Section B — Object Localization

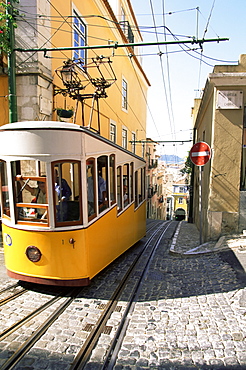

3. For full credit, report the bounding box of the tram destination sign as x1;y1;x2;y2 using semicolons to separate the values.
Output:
190;141;211;166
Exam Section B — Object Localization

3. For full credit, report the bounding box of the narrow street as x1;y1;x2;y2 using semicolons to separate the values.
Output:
0;221;245;369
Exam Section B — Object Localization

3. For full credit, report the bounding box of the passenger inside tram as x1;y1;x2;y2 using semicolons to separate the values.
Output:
123;184;128;206
87;159;108;218
16;175;47;219
98;165;107;210
53;168;72;222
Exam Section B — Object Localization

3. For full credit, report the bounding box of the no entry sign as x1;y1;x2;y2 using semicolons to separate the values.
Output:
190;141;211;166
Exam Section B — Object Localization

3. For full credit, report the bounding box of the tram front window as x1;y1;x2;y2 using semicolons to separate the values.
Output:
13;160;48;224
0;161;10;218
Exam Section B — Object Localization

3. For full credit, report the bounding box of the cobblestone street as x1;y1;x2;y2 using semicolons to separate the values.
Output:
114;222;246;369
116;253;246;368
0;221;246;369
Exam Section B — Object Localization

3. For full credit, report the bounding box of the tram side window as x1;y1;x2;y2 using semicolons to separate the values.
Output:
52;161;81;225
97;156;109;214
123;164;129;207
130;162;134;203
87;158;96;220
134;170;138;208
13;160;48;224
117;166;122;212
110;155;116;205
142;167;146;201
138;167;144;204
134;167;145;208
0;161;10;218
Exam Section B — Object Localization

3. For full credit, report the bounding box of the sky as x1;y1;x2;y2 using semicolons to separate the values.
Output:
130;0;246;160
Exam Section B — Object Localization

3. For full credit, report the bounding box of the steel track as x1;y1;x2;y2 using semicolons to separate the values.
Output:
0;287;27;307
0;221;178;370
70;220;178;370
0;288;82;370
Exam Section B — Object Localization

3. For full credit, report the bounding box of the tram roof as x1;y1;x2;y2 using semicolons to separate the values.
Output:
0;121;81;131
0;121;146;163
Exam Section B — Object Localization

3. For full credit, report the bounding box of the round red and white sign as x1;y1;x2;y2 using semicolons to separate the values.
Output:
190;141;211;166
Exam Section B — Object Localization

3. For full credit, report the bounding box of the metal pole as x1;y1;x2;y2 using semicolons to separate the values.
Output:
14;37;229;53
199;166;203;245
7;0;17;123
188;127;196;223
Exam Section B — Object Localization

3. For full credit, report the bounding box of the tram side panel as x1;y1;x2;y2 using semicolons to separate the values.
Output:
133;202;146;241
85;206;118;279
86;203;145;280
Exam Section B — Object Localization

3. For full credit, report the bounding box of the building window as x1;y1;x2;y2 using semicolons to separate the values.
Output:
178;197;183;204
122;78;128;110
131;132;136;154
122;128;127;149
73;10;86;67
110;122;116;143
120;7;127;35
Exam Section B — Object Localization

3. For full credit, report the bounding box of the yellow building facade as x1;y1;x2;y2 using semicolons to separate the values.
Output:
1;0;149;158
192;54;246;241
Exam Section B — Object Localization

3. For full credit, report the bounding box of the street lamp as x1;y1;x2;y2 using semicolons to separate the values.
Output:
58;59;81;88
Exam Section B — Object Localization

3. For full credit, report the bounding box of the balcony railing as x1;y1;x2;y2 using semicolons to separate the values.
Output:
119;21;134;44
148;159;158;169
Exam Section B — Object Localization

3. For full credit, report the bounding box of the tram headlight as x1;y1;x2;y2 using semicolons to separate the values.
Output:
26;246;42;262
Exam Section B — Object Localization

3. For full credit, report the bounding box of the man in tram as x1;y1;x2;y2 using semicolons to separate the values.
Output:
54;168;72;222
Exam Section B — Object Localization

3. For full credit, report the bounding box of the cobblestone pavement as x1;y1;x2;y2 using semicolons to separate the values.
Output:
0;222;246;369
115;221;246;369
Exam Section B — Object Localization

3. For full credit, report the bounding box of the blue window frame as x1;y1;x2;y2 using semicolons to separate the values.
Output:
73;11;86;67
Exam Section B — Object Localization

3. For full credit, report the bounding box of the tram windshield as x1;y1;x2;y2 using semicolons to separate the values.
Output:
0;161;10;218
13;160;48;225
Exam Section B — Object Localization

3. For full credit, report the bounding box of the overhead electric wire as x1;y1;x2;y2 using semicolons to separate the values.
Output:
15;10;72;68
46;0;147;136
14;1;137;136
161;0;176;145
16;4;234;64
149;0;176;144
128;56;159;137
13;0;230;146
197;0;217;94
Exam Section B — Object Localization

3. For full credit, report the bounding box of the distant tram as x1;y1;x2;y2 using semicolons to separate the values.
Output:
0;121;146;286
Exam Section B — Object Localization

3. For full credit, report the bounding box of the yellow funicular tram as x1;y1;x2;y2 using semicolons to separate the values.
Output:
0;121;146;286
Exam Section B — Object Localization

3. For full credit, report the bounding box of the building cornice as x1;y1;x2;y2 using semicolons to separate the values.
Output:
102;0;150;87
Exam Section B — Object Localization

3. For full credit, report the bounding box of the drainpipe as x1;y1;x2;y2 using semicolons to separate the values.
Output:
7;0;17;123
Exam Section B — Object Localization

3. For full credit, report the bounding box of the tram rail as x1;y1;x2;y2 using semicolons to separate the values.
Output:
0;295;62;341
0;285;27;307
70;220;177;369
0;283;19;295
0;221;178;370
1;288;82;370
